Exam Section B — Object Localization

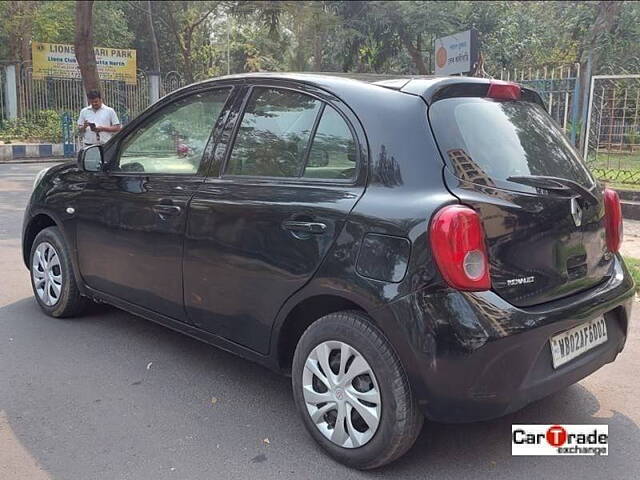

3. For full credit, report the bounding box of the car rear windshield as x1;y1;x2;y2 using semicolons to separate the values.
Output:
429;97;594;191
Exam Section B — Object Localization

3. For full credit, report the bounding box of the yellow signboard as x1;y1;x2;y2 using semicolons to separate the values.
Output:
32;42;137;85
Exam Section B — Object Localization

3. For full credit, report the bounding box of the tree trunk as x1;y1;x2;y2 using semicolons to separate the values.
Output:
20;18;33;63
294;15;306;71
400;32;428;75
146;0;161;74
183;34;194;83
74;0;100;94
313;31;323;71
312;6;323;72
577;1;622;154
5;2;38;62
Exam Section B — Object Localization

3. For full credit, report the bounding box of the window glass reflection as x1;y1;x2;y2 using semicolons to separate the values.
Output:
118;89;230;174
227;88;322;177
304;106;357;180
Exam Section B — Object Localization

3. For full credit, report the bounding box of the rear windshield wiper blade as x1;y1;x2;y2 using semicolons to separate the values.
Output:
507;175;598;205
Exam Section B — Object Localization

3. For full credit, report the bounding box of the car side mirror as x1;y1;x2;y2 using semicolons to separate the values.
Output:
78;145;104;172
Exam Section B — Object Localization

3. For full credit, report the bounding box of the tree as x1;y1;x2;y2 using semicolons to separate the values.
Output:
33;1;133;47
146;0;162;73
576;1;623;152
0;1;39;62
74;0;100;93
159;1;221;83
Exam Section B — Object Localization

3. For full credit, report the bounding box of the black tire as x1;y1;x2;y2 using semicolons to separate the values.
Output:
29;226;88;318
292;311;423;469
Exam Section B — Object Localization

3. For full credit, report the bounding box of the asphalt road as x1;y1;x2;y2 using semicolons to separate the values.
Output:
1;161;639;480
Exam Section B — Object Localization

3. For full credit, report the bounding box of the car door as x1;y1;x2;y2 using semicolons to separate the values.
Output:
183;83;367;354
75;86;234;320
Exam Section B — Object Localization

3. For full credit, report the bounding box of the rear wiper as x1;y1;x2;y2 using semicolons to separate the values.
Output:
507;175;598;205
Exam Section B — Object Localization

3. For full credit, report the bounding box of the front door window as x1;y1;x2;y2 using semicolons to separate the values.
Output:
117;88;231;175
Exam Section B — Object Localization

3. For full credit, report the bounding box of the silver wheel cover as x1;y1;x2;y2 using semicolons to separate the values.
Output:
302;340;381;448
32;242;63;307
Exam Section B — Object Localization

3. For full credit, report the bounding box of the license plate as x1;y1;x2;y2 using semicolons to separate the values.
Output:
550;317;608;369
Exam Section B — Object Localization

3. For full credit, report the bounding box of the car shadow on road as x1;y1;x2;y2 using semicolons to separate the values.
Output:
1;296;639;479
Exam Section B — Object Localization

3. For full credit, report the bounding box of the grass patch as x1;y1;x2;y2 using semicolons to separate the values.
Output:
590;152;640;170
623;257;640;292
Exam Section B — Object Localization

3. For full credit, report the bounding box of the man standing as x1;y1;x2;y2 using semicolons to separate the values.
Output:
77;90;122;146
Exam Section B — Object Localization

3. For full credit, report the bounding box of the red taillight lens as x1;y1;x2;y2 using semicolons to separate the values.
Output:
430;205;491;291
603;188;623;253
486;80;521;100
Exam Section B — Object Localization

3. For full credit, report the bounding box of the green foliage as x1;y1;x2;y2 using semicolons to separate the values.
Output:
32;1;134;47
1;1;640;84
0;110;62;143
31;1;76;44
625;130;640;147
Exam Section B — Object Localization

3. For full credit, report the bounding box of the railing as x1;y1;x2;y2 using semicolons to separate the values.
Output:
14;63;183;124
161;71;184;98
496;64;581;143
584;74;640;185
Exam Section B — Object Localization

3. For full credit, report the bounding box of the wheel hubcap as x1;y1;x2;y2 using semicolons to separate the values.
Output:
32;242;62;307
302;340;381;448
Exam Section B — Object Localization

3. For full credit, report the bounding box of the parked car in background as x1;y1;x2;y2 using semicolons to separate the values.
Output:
23;73;633;469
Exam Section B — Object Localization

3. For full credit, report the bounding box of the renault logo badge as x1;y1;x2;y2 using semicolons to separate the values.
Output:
570;197;583;227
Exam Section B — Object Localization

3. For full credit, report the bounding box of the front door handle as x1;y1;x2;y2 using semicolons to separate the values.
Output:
153;205;182;217
282;220;327;234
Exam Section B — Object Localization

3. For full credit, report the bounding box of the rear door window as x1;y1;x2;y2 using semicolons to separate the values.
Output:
226;87;322;177
303;106;357;180
224;87;358;181
429;98;594;190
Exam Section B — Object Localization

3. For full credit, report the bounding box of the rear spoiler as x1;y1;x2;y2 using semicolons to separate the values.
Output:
400;77;545;108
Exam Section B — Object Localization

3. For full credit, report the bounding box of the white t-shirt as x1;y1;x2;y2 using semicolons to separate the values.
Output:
77;104;120;144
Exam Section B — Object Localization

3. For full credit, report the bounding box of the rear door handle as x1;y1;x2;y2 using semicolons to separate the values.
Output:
153;205;182;217
282;220;327;234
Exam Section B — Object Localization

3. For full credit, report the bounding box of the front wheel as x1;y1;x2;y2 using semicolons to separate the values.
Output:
30;226;88;317
292;311;423;469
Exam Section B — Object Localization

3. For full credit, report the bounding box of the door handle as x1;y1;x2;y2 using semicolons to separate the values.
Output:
152;204;182;217
282;220;327;234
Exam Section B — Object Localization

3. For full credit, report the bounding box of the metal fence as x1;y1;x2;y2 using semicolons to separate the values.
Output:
17;62;154;123
496;64;581;144
584;74;640;184
14;63;185;124
161;71;185;97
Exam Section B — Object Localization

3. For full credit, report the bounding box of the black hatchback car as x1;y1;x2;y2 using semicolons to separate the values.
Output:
23;73;633;469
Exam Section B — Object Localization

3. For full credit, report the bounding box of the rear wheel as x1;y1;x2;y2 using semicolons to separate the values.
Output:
292;311;423;469
30;227;87;317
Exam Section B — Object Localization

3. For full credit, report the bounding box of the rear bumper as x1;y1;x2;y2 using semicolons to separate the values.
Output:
376;255;634;423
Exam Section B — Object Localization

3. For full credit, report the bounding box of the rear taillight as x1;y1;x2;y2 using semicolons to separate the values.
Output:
603;188;623;253
429;205;491;291
486;80;521;100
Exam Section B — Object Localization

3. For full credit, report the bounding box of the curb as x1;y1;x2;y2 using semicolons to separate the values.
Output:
0;143;70;162
614;189;640;220
0;157;68;164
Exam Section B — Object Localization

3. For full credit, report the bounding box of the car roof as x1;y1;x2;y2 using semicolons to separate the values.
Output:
176;72;536;106
210;71;443;91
